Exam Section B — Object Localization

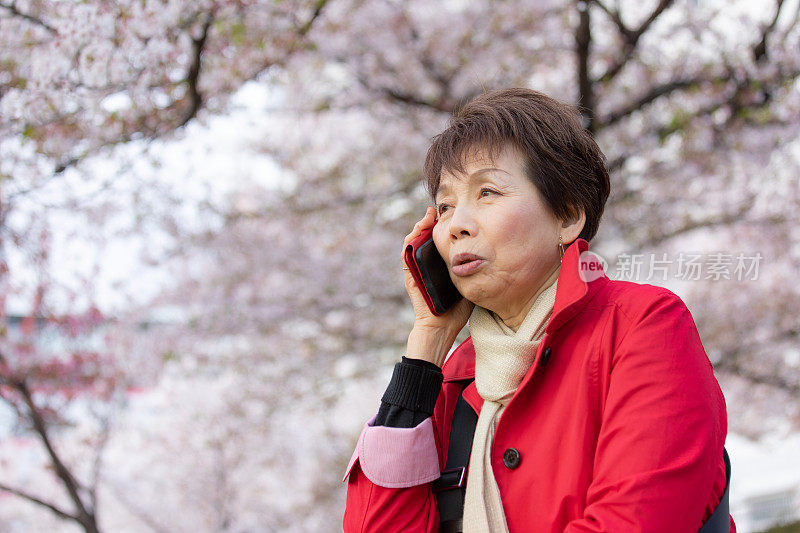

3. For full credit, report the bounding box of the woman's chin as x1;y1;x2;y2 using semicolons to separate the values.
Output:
456;285;491;309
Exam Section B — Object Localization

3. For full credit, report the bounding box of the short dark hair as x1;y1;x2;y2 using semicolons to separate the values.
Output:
423;88;610;242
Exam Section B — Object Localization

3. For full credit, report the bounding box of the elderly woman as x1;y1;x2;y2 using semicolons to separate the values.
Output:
342;88;732;532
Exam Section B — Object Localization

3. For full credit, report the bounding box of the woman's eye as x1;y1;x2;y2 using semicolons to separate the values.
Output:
480;188;498;197
436;204;450;215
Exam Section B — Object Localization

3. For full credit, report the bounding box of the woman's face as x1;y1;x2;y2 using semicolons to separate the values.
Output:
432;144;564;323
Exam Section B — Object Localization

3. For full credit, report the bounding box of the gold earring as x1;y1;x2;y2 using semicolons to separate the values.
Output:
558;235;566;262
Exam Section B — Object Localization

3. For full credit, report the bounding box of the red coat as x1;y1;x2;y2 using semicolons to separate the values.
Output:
344;239;734;532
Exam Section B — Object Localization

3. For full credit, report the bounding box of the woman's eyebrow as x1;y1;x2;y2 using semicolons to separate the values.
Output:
437;167;509;199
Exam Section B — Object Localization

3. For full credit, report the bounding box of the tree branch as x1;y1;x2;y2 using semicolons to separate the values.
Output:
0;1;57;34
606;155;626;173
342;3;466;114
0;482;78;521
592;0;675;84
377;85;455;113
296;0;328;38
598;76;716;129
576;0;595;132
599;2;800;131
52;11;214;173
11;373;98;532
677;64;797;136
53;133;137;174
643;204;794;248
224;179;421;222
395;3;454;95
88;415;112;511
0;350;99;531
353;59;456;112
777;2;800;48
253;0;329;75
714;328;800;395
178;13;214;128
104;483;172;533
53;1;329;177
753;0;786;63
717;359;799;395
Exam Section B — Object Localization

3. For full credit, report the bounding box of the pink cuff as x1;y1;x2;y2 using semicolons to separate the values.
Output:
342;414;440;488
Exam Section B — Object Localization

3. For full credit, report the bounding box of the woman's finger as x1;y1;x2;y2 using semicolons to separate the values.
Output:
401;206;437;262
406;207;435;244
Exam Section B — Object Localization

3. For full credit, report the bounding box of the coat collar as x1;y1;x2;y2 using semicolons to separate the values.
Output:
547;237;609;334
442;238;608;383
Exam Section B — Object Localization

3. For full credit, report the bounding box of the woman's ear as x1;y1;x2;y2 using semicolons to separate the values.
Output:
561;208;586;244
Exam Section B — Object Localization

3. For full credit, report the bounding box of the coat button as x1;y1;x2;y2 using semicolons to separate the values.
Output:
540;347;552;367
503;447;521;469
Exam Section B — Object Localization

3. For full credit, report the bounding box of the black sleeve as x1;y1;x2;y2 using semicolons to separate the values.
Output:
373;356;444;428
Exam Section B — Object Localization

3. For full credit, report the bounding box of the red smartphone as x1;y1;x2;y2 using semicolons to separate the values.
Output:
404;221;463;315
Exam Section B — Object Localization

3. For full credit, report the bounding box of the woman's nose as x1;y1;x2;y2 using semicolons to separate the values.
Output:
448;205;477;240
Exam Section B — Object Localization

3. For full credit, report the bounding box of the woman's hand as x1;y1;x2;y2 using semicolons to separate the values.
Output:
402;206;474;367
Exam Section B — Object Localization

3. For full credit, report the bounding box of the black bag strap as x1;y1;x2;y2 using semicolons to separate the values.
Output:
432;382;478;533
698;447;732;533
431;381;731;533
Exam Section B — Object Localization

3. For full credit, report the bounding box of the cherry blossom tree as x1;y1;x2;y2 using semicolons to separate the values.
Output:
0;306;112;532
176;0;800;434
2;0;799;530
1;0;328;530
162;0;800;526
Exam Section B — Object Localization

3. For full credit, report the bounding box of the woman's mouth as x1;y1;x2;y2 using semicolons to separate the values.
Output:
452;253;486;277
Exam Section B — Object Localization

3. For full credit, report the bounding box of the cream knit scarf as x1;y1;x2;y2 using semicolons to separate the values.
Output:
462;277;558;533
